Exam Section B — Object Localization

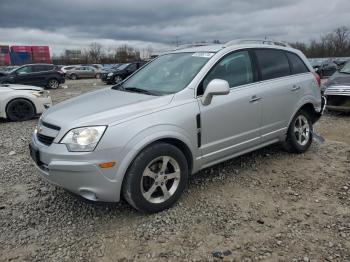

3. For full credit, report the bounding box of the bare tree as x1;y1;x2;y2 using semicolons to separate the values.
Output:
88;42;103;63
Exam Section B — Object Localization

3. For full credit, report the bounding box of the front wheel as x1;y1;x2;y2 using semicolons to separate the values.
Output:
70;74;77;80
122;142;188;213
114;75;123;84
6;99;35;121
283;110;313;153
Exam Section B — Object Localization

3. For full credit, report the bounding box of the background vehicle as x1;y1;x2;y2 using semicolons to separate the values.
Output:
313;60;338;78
0;84;52;121
322;60;350;112
101;62;146;84
0;64;65;89
65;66;99;80
30;41;324;213
61;65;77;75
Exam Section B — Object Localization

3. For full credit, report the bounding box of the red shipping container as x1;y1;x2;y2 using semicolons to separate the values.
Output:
0;45;10;54
0;53;10;65
11;45;32;53
31;46;49;53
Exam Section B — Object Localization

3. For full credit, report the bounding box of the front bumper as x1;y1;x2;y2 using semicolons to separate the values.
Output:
29;134;122;202
36;96;52;115
324;85;350;112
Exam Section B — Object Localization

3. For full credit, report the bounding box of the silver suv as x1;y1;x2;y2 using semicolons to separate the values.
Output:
29;40;325;213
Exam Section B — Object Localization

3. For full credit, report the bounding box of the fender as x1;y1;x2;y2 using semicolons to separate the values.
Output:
0;94;37;118
112;124;200;199
287;94;322;129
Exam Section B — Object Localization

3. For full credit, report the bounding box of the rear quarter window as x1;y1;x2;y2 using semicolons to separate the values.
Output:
255;49;291;80
286;52;309;74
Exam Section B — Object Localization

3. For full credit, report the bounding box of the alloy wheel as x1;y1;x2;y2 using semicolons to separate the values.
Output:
294;115;310;146
140;156;181;204
48;79;59;89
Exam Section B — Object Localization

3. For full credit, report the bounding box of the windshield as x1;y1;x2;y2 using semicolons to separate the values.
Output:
340;61;350;74
117;63;130;70
116;52;213;95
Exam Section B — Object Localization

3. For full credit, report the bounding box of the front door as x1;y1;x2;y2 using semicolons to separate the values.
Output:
13;65;35;85
197;50;262;166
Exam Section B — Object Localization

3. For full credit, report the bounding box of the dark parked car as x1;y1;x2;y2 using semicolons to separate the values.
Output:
101;62;146;84
312;60;338;78
0;64;65;89
322;61;350;112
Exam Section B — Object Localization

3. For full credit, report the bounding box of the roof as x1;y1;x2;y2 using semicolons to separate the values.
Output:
169;40;297;54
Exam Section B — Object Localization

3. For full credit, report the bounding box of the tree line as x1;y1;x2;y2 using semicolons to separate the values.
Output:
289;26;350;58
53;26;350;65
52;43;153;65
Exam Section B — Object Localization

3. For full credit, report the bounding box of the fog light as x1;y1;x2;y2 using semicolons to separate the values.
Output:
98;161;116;168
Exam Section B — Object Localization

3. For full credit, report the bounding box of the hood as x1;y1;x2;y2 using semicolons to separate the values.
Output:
324;72;350;87
0;84;43;91
42;87;173;128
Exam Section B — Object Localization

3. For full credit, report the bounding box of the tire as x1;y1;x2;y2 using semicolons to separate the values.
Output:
283;110;313;154
2;81;11;85
70;74;78;80
47;78;59;89
122;142;188;213
114;75;123;84
6;98;35;121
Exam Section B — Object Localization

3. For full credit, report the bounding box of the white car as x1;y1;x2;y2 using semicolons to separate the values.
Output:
0;84;52;121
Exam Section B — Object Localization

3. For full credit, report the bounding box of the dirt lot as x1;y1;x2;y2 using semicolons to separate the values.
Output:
0;79;349;262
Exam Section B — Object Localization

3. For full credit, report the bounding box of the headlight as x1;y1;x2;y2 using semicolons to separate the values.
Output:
60;126;107;152
107;72;114;77
32;90;49;98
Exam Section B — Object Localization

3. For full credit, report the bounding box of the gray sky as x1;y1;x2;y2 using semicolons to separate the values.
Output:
0;0;349;55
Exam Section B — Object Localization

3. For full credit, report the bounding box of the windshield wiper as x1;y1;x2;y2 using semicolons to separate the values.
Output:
124;87;158;96
111;83;125;90
339;71;350;74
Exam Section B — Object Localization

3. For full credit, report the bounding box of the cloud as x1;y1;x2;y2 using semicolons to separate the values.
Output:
0;0;349;55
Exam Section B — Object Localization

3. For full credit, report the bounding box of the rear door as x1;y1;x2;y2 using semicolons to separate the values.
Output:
254;49;302;143
32;65;52;86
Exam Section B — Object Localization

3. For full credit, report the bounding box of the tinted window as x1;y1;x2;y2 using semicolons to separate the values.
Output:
286;52;309;74
255;49;290;80
127;64;137;71
201;51;253;93
33;65;53;72
16;66;32;74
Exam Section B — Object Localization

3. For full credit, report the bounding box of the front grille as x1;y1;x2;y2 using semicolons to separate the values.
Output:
37;133;55;146
41;121;61;131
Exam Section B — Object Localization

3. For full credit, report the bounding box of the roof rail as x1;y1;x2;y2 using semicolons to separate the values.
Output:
173;43;212;51
224;39;291;48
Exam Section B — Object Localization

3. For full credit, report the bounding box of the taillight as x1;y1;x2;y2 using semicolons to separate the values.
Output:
313;72;321;87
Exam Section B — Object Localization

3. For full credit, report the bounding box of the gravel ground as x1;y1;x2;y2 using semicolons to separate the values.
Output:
0;79;349;262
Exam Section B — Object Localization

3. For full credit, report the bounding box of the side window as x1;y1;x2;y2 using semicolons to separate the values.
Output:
33;65;50;72
16;66;32;74
200;51;253;94
255;49;291;80
128;64;137;71
287;52;309;74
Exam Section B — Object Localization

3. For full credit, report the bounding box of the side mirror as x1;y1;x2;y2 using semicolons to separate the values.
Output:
201;79;230;106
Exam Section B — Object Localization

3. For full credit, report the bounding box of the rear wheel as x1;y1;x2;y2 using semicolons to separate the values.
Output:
284;110;313;153
6;99;35;121
47;78;59;89
122;142;188;213
2;81;11;85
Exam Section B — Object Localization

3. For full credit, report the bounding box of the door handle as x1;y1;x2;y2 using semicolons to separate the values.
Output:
249;95;262;103
291;85;301;91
